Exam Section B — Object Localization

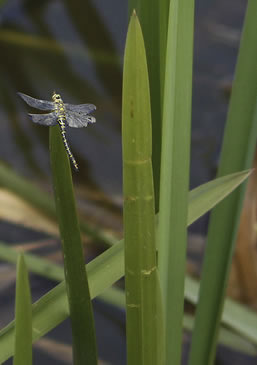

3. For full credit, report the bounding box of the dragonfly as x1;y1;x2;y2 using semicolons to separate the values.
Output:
18;91;96;171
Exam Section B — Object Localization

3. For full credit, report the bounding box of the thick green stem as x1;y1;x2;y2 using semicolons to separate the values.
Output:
122;13;162;365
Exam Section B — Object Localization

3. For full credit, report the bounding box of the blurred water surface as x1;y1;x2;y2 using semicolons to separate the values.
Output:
0;0;247;220
0;0;247;230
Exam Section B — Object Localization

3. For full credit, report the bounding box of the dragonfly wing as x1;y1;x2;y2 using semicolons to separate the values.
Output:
28;112;58;126
18;92;54;111
66;110;96;128
65;103;96;114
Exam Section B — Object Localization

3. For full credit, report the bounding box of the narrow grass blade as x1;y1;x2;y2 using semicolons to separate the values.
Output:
13;253;32;365
183;313;257;356
0;163;116;246
189;2;257;364
49;126;97;365
0;241;124;364
185;275;257;346
0;169;250;362
128;1;161;208
157;0;194;363
188;169;252;226
122;12;162;365
0;240;124;309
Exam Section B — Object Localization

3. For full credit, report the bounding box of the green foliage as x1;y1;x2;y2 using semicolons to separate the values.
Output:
0;2;256;365
128;1;161;208
0;169;251;363
189;1;257;364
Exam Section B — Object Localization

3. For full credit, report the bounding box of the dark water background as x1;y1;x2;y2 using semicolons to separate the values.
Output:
0;0;255;364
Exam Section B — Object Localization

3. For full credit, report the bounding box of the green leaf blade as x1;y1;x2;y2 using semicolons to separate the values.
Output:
188;169;252;226
157;0;195;363
49;126;97;365
189;2;257;364
128;1;162;208
13;253;32;365
122;12;162;365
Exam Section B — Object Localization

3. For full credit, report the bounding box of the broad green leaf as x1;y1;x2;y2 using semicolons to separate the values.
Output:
122;13;162;365
128;1;161;208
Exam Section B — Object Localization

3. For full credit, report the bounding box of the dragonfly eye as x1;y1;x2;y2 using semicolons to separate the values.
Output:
53;93;61;102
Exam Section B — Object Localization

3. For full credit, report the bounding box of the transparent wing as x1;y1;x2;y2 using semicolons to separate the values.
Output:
28;112;58;126
65;103;96;115
66;110;96;128
18;92;54;111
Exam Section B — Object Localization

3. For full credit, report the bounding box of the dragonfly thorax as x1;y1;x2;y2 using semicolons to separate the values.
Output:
52;92;66;119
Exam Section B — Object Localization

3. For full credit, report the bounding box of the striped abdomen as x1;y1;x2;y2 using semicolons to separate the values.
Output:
58;118;79;171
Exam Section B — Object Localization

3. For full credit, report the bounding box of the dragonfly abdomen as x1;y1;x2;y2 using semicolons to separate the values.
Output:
58;118;79;171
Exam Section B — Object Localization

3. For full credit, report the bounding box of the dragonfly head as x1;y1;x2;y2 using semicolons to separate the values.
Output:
52;92;62;103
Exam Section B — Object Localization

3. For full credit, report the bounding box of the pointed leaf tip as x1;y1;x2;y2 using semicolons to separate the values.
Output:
17;252;26;270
